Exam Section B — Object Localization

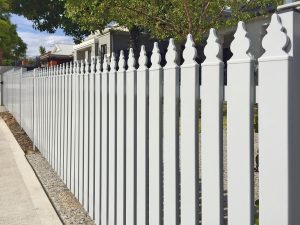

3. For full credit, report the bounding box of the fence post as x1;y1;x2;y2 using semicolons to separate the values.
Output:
258;12;300;225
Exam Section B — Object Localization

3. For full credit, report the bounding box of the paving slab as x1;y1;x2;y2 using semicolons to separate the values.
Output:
0;117;62;225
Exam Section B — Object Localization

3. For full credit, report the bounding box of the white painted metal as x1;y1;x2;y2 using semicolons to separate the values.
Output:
163;39;180;225
136;45;148;225
101;55;109;225
116;51;126;225
149;42;162;225
201;29;224;225
227;22;255;225
126;48;136;225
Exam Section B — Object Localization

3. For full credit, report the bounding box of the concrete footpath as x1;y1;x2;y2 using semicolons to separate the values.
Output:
0;116;62;225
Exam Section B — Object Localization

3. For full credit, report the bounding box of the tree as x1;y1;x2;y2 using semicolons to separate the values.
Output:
65;0;282;44
10;0;90;43
0;0;27;65
39;46;46;55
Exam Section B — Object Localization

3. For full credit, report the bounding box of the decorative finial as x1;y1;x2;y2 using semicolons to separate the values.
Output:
91;57;96;73
118;50;126;71
85;59;89;74
151;42;161;69
62;63;66;74
166;38;178;67
103;54;109;72
204;28;222;63
128;48;136;70
110;52;117;72
230;21;251;61
261;13;289;57
96;56;101;73
69;62;73;74
73;61;77;74
66;62;69;75
138;45;148;69
182;34;197;65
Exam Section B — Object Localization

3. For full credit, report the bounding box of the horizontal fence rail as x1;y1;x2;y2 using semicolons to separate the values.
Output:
3;12;300;225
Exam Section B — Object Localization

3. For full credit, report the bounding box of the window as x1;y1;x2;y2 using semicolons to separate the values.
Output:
100;44;107;62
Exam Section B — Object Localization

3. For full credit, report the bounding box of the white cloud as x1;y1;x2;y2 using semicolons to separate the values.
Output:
10;15;74;57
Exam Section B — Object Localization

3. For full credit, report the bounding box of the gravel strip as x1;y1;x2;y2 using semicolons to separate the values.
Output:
0;111;95;225
26;153;95;225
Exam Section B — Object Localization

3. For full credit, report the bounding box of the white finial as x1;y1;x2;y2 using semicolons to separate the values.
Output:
103;54;109;72
138;45;148;69
69;62;73;74
62;63;66;74
110;52;117;72
59;64;62;75
230;22;251;61
182;34;197;65
73;61;76;73
119;50;126;71
166;38;178;67
204;28;222;63
128;48;136;70
96;56;101;73
91;57;96;73
66;62;70;75
261;13;289;57
79;60;84;74
151;42;161;69
85;59;89;74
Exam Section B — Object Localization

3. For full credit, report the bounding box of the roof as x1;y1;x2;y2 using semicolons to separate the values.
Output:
84;24;129;41
51;44;74;56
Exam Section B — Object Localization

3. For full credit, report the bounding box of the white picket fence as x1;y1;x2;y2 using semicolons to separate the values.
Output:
3;12;300;225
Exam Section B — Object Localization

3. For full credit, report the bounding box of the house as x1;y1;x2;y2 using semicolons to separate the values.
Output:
40;43;74;67
73;24;131;62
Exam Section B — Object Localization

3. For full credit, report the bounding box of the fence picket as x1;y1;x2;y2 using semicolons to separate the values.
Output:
116;51;126;225
101;55;109;225
180;34;200;225
201;29;225;225
94;56;102;225
78;60;85;204
163;39;180;225
136;46;149;225
89;57;96;218
258;14;292;225
84;59;90;210
201;29;224;225
227;22;255;225
126;48;137;225
149;42;162;225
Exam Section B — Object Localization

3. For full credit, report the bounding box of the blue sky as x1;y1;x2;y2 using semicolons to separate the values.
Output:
10;14;74;57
